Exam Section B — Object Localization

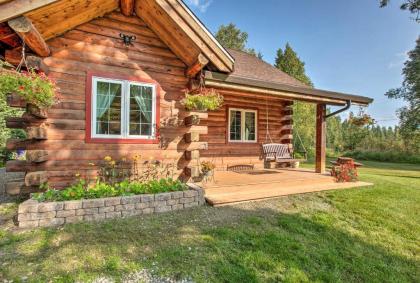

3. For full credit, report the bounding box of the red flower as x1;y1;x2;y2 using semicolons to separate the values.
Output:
18;85;25;91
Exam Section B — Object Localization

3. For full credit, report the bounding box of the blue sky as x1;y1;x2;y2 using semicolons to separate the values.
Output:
185;0;419;127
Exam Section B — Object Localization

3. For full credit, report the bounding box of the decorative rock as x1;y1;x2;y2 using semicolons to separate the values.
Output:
140;194;154;202
18;199;39;213
82;199;105;208
56;210;75;218
135;202;150;210
64;200;82;210
17;185;206;228
76;208;98;216
184;190;198;198
66;216;83;224
115;204;135;211
38;202;63;212
172;204;184;211
179;197;194;204
167;199;178;206
99;206;115;213
171;191;184;199
19;220;39;228
104;197;121;206
155;192;172;201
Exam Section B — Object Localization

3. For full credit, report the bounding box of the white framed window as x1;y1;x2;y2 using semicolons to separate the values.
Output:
228;108;257;143
91;76;157;140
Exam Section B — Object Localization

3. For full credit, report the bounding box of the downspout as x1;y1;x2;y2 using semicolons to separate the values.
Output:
325;100;351;119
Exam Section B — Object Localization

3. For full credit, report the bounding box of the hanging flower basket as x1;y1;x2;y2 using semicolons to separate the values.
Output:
0;69;59;111
182;88;224;111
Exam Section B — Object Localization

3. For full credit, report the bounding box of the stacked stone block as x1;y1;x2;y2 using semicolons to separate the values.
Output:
18;185;205;228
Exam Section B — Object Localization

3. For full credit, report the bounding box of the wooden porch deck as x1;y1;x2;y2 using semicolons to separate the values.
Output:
201;168;372;206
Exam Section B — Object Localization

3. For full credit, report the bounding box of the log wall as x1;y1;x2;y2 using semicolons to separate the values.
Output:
200;88;293;169
6;11;198;189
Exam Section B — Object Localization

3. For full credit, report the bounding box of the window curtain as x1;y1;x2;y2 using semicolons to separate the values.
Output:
96;83;119;133
133;86;152;123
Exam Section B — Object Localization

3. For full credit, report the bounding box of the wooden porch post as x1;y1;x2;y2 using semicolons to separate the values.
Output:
315;103;326;173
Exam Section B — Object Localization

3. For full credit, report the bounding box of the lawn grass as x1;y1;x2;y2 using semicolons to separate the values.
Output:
0;161;419;282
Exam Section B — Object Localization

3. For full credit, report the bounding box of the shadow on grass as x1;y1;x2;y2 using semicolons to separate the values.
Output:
1;201;418;283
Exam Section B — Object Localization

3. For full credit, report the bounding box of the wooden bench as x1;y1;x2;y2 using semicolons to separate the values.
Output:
262;143;304;165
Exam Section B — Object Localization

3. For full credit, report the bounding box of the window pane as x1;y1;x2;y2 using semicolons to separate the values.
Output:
129;84;154;136
244;112;256;141
230;110;242;141
95;81;121;135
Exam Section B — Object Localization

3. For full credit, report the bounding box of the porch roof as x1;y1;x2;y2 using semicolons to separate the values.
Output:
205;49;373;106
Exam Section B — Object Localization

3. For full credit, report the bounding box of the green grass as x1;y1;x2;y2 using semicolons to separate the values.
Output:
1;161;419;282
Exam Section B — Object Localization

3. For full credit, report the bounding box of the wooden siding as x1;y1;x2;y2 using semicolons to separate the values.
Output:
17;11;194;188
200;88;293;169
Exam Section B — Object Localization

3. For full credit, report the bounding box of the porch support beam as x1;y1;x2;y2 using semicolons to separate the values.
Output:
315;103;326;174
186;53;209;78
120;0;134;16
8;16;50;57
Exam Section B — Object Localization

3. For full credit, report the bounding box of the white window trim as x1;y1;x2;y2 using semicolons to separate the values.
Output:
91;76;157;140
228;108;258;143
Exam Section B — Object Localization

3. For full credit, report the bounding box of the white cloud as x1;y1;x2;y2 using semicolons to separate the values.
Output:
388;50;409;69
186;0;212;13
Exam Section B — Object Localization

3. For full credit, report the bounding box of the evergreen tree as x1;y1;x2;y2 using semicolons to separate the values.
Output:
215;23;263;58
275;43;313;87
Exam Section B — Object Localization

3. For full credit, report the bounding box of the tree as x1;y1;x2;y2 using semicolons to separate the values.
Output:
380;0;420;22
275;43;313;87
215;23;263;58
274;43;317;156
385;37;420;152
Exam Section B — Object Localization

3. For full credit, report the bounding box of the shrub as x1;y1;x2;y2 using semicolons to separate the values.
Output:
201;161;215;174
331;161;358;182
344;150;420;164
182;90;223;111
0;69;58;109
33;178;188;202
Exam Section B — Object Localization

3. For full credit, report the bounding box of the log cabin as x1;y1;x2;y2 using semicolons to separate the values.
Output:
0;0;373;195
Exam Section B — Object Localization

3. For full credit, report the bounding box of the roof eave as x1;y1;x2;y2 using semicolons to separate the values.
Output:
205;71;373;106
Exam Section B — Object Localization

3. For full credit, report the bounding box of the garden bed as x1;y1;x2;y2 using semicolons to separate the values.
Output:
17;184;205;228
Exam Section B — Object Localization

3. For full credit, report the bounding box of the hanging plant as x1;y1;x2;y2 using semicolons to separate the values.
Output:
348;110;375;127
182;71;223;111
0;69;59;110
182;89;224;111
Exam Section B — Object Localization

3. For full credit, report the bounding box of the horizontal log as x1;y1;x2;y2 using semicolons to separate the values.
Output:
26;127;48;140
185;150;200;161
6;138;30;150
5;181;25;196
6;160;28;172
184;115;200;127
184;132;200;143
184;166;200;178
26;150;48;163
7;93;27;108
6;117;30;129
25;171;48;186
27;104;48;119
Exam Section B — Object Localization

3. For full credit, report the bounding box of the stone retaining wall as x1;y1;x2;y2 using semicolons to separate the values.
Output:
17;184;205;228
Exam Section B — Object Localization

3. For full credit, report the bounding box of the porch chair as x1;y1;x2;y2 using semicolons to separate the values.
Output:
262;143;307;165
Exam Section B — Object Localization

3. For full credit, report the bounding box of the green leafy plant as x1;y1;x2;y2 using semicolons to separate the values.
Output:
32;178;188;202
182;89;223;111
0;69;58;109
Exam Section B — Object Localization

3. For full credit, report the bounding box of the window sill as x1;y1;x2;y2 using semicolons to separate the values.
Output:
86;137;159;144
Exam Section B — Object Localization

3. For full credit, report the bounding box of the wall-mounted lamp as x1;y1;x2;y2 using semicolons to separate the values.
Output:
119;33;136;46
